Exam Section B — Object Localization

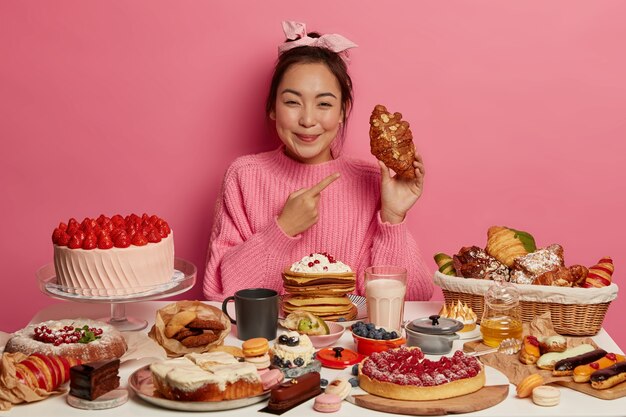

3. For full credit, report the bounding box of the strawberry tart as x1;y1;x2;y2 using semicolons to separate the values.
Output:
358;347;485;401
51;213;174;296
4;319;127;363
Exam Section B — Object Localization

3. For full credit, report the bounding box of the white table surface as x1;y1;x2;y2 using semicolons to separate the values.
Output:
4;300;626;416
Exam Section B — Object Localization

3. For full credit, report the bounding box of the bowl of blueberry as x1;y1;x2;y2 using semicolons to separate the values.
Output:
350;321;405;355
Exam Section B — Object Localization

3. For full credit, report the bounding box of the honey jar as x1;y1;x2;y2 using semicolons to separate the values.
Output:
480;280;523;347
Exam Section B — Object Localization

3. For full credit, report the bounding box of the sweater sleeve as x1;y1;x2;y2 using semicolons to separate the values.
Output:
202;167;300;300
366;211;434;301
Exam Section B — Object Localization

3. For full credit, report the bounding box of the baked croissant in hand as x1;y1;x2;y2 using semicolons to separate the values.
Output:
369;104;416;179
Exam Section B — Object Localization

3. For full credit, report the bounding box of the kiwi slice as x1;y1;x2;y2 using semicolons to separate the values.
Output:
297;316;329;335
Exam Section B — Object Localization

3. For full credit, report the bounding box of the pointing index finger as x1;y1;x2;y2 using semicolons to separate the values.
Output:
308;173;340;196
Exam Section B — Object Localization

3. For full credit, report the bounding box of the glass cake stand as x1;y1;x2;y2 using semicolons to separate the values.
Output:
37;258;196;331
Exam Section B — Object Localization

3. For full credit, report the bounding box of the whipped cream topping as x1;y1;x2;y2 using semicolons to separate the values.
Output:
290;252;352;273
272;331;315;367
150;354;260;392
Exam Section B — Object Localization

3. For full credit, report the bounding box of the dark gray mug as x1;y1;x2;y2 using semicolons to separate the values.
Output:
221;288;279;340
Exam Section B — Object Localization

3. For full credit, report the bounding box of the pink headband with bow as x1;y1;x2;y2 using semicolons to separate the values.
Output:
277;21;358;63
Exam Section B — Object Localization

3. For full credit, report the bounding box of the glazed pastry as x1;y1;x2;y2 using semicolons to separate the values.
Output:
553;349;607;376
536;344;595;370
573;353;625;383
452;246;510;280
486;226;536;268
590;361;626;390
532;385;560;407
538;335;567;353
533;265;589;287
519;336;541;365
510;244;563;285
369;104;416;179
516;373;544;398
583;257;614;288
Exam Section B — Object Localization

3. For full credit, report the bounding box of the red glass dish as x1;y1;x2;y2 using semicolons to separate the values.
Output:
351;331;406;356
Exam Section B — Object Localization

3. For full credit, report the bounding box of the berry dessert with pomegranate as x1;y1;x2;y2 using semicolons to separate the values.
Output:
358;347;485;401
5;319;127;363
51;213;174;296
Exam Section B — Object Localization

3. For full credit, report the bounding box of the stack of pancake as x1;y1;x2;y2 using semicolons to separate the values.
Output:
282;268;357;321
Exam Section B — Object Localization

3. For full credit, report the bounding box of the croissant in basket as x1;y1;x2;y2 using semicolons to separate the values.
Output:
369;104;416;179
485;226;536;267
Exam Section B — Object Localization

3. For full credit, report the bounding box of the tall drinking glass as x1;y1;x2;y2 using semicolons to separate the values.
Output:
364;266;407;331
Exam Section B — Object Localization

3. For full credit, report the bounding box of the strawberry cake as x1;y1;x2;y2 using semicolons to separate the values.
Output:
358;347;485;401
51;213;174;296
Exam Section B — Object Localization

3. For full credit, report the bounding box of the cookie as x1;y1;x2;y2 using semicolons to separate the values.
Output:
187;319;226;331
164;310;197;338
180;332;219;348
173;328;203;341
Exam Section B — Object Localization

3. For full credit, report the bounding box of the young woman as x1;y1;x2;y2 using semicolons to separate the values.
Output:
203;21;433;301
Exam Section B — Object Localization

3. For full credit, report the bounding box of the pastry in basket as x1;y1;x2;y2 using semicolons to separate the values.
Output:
438;300;477;333
4;319;127;363
434;253;456;276
369;104;417;179
509;244;564;284
583;257;614;288
452;246;509;280
150;351;263;401
358;347;485;401
533;265;588;287
486;226;536;268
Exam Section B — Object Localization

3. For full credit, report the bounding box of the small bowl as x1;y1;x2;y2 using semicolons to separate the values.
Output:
351;332;406;356
308;322;346;348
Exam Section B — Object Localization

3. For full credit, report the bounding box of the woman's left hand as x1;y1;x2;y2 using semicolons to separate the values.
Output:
379;154;425;224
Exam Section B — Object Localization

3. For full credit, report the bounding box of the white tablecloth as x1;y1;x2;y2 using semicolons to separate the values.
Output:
4;300;626;416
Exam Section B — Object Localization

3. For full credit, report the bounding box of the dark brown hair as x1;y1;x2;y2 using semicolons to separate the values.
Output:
266;32;354;129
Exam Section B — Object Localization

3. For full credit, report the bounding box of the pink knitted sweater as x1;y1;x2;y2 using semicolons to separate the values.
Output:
203;147;434;301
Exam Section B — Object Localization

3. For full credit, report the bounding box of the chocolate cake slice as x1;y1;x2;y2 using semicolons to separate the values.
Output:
70;358;120;400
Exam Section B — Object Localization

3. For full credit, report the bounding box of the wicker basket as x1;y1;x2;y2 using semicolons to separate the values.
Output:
434;272;618;336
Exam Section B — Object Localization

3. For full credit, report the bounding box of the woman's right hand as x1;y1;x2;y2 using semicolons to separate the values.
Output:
277;173;340;237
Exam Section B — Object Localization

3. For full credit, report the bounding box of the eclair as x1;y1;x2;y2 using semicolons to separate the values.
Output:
539;335;567;354
573;353;625;383
536;344;594;370
590;361;626;390
552;349;607;376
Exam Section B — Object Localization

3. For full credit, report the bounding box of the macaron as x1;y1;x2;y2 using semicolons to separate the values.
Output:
242;338;269;357
245;353;271;370
532;385;560;407
313;393;342;413
324;377;351;400
260;368;284;391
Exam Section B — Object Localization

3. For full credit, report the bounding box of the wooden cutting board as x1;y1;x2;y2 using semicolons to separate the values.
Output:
463;339;626;400
347;385;509;416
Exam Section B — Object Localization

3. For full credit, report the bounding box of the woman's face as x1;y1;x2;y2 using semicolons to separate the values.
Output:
270;63;343;164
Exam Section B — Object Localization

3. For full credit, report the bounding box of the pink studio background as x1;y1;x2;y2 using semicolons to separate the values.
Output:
1;2;625;347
